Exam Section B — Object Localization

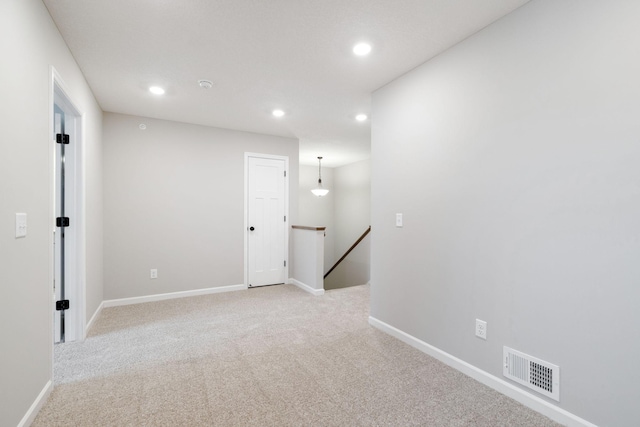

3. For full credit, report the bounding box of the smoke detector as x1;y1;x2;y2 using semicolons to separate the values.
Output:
198;79;213;89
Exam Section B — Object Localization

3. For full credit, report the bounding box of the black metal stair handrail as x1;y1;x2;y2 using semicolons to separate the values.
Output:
324;226;371;279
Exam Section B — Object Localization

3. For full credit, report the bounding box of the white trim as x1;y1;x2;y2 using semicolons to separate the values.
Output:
76;112;87;341
368;316;597;427
17;380;52;427
85;300;104;335
244;154;249;287
289;278;325;296
48;67;56;387
103;284;246;308
244;153;290;287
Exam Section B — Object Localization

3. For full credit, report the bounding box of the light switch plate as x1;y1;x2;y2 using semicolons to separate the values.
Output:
396;213;403;227
16;213;27;238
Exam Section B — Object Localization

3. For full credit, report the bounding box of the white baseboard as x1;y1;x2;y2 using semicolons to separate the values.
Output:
18;380;52;427
103;284;246;308
289;278;325;296
85;300;104;337
368;316;597;427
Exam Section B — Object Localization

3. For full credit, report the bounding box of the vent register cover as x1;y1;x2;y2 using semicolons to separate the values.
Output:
503;347;560;401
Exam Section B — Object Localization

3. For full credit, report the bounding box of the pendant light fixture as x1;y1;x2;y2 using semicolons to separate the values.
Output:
311;156;329;197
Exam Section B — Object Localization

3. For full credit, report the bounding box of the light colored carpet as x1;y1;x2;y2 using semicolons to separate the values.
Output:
33;284;562;426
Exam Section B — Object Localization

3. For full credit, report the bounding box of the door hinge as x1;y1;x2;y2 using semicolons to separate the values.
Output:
284;215;286;222
56;300;70;311
56;217;70;227
284;170;287;177
284;260;286;267
56;133;70;144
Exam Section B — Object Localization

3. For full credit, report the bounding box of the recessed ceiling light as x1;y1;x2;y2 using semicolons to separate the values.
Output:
198;79;213;89
149;86;165;95
356;114;368;122
139;124;147;130
353;43;372;56
272;109;285;117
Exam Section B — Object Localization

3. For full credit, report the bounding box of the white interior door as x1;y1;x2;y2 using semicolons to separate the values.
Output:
247;155;287;287
53;87;79;343
53;105;64;343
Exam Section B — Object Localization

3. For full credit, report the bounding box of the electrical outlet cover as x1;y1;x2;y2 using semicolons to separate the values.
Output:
15;213;27;238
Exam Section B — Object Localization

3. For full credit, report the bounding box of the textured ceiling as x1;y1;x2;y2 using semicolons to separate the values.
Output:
43;0;529;167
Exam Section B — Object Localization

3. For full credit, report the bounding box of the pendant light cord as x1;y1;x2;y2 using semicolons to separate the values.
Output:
311;156;329;196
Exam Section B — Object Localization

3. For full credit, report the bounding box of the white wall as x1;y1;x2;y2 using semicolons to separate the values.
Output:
333;159;371;254
325;159;371;289
0;1;103;425
291;228;325;294
103;113;298;299
298;164;335;271
371;1;640;426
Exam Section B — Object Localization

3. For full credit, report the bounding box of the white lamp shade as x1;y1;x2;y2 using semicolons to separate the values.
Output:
311;187;329;197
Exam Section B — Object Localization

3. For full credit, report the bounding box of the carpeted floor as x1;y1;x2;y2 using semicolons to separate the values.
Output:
33;284;562;426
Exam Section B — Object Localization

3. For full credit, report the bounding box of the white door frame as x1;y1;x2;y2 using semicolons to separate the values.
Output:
244;153;289;288
49;66;86;343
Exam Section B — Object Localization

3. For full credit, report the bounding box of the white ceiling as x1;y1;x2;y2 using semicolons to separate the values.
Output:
43;0;529;167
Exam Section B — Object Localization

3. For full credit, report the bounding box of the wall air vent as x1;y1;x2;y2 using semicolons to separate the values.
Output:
503;346;560;401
